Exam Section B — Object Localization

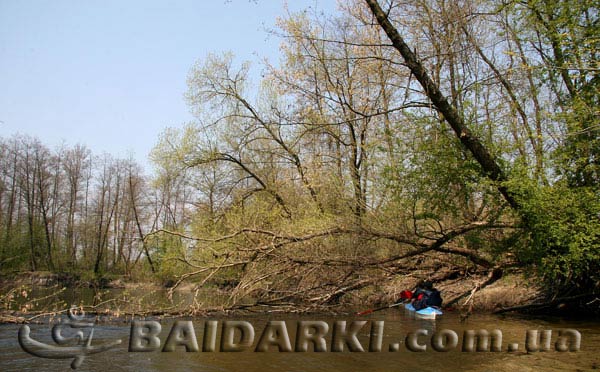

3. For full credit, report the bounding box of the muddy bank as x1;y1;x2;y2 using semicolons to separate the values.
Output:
0;272;197;324
0;271;536;323
0;271;144;289
1;270;597;324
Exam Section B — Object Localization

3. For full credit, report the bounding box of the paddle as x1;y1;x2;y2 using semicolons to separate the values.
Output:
355;301;404;316
355;289;414;316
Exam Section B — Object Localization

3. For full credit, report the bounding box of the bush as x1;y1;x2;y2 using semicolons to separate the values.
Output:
511;179;600;294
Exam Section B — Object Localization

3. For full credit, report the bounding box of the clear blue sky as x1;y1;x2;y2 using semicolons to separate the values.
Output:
0;0;336;169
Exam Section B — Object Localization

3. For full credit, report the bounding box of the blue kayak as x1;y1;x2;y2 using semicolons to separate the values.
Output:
404;302;443;320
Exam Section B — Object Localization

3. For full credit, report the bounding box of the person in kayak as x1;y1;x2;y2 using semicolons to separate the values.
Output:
411;280;442;310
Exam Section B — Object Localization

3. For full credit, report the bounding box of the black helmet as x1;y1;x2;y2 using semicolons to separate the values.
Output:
421;280;433;290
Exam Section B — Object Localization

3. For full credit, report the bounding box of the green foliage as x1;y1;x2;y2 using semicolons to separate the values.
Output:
0;228;31;272
508;174;600;292
520;0;600;186
148;232;188;283
557;93;600;187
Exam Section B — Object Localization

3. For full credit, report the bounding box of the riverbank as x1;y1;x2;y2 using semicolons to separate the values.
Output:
0;270;562;324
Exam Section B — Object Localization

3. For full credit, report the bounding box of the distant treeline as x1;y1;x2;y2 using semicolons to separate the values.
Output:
0;135;190;277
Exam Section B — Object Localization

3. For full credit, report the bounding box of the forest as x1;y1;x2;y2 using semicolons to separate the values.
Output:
1;0;599;314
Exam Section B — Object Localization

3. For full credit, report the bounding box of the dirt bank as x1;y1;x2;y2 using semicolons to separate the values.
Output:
364;271;542;314
2;270;594;324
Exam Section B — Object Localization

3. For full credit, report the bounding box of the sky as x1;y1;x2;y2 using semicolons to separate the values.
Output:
0;0;337;170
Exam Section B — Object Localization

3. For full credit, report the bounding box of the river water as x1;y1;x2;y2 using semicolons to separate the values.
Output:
1;308;599;371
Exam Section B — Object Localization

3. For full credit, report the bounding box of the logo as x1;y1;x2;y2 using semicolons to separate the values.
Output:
18;307;122;369
18;316;582;369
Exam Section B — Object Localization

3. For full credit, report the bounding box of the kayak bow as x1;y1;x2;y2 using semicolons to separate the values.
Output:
404;302;443;320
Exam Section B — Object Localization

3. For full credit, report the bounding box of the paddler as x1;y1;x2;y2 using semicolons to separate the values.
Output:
411;280;443;310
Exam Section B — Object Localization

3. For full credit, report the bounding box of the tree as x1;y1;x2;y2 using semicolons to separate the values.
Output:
363;0;599;297
365;0;519;209
147;3;519;308
62;144;91;267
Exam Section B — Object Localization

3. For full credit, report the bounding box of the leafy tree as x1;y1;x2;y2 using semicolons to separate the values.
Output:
364;0;600;299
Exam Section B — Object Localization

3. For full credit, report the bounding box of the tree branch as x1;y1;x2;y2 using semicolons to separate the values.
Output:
364;0;519;210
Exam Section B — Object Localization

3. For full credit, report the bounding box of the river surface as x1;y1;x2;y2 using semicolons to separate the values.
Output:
1;307;599;372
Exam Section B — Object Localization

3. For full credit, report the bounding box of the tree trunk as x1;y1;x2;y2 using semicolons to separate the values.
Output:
364;0;519;211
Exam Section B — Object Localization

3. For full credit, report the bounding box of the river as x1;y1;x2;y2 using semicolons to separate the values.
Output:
1;308;599;371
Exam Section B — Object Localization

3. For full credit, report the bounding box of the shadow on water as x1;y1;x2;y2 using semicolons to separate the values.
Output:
1;306;599;372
